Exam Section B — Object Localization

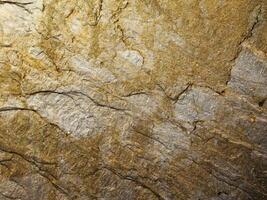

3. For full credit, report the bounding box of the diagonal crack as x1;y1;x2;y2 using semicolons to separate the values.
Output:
87;0;103;26
131;126;171;151
238;5;262;46
0;1;33;14
0;106;68;135
0;143;73;199
26;90;128;112
227;4;263;85
102;166;166;200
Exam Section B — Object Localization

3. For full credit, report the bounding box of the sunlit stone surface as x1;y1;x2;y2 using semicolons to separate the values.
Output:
0;0;266;199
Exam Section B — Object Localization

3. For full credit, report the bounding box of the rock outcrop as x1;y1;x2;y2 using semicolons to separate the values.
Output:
0;0;266;199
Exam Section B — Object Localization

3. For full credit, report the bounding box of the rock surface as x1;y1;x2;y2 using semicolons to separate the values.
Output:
0;0;267;199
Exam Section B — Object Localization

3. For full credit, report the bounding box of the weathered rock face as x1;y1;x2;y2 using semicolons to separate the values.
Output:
0;0;266;199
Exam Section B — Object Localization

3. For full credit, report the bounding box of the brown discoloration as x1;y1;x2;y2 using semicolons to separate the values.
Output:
0;0;266;199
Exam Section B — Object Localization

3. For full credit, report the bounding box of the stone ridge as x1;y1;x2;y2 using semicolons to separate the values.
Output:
0;0;266;199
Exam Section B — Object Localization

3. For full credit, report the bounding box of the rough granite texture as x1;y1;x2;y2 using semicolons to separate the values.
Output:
0;0;267;200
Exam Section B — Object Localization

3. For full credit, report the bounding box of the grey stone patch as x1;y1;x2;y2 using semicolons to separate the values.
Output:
152;122;190;151
240;115;267;149
228;49;267;102
26;87;132;138
0;0;43;36
28;46;46;60
174;87;222;123
112;50;145;80
118;50;144;67
70;55;117;83
154;24;186;50
26;92;99;137
218;95;267;149
126;93;159;116
193;92;267;153
70;17;82;34
158;78;191;100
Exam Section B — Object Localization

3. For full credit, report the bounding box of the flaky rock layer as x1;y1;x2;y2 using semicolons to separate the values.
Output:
0;0;267;199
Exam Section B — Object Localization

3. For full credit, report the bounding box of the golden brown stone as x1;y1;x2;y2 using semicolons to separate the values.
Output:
0;0;266;199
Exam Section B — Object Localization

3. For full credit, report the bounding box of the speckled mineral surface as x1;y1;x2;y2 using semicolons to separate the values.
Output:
0;0;267;199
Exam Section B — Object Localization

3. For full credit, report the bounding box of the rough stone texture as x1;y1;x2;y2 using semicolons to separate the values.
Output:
0;0;267;200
